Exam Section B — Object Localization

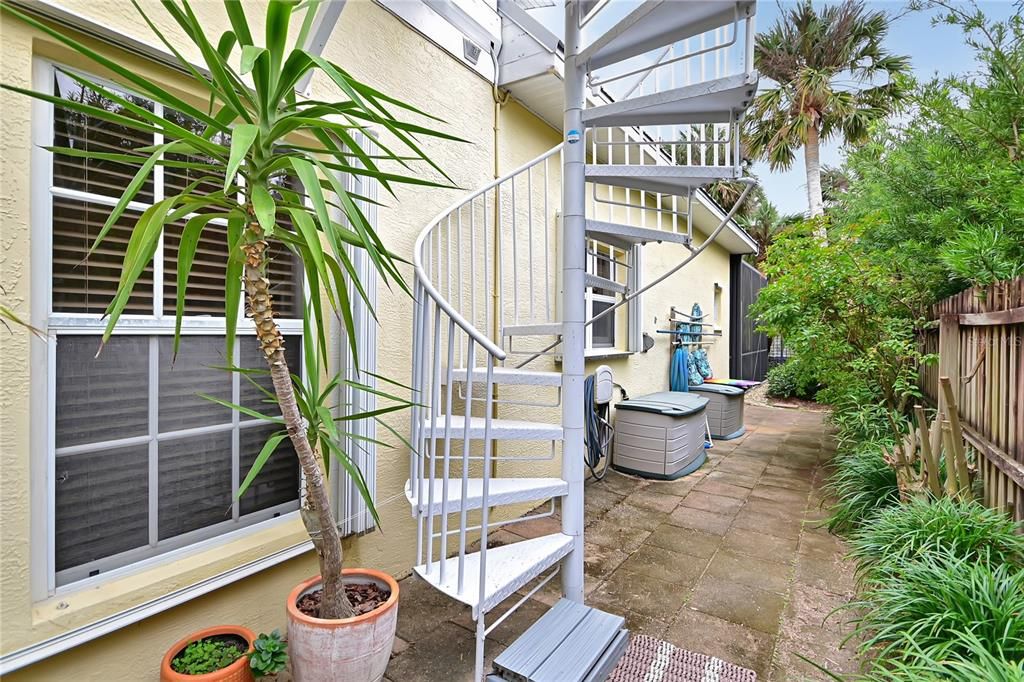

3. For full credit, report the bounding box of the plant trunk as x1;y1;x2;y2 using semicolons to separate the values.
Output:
242;236;355;620
804;126;825;232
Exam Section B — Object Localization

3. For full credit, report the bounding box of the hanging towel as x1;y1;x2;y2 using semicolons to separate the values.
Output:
694;348;713;379
687;351;704;386
670;346;690;391
690;302;704;343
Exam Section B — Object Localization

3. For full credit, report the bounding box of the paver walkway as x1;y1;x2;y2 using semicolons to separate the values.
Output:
386;403;861;681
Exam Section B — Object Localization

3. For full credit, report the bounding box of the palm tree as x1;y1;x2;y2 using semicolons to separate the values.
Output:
739;201;802;267
3;0;458;619
746;0;910;227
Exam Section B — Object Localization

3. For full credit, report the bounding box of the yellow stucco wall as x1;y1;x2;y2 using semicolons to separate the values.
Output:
0;2;746;678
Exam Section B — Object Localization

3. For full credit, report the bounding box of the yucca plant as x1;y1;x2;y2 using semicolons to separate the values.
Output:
2;0;459;618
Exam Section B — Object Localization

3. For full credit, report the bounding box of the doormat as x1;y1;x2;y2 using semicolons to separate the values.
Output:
607;635;757;682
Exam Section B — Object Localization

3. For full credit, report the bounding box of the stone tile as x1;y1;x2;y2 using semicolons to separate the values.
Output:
584;484;626;518
593;469;649;497
722;527;799;560
506;513;563;540
646;523;722;559
705;469;760;489
693;479;753;500
771;636;861;682
642;475;701;497
623;488;685;514
688;574;787;635
798;530;848;562
391;635;410;658
667;507;734;536
602;503;670;531
714;456;769;476
678;491;745;515
589;568;688;622
587;516;652;553
794;555;856;597
584;541;630;579
664;608;775;679
705;550;793;594
759;472;814;492
744;496;807;520
620;610;669;639
385;621;505;682
731;510;806;541
450;594;549;646
395;575;468;642
617;543;706;586
749;484;811;506
780;585;857;650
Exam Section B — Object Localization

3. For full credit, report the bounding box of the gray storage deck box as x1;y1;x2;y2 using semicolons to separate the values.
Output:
691;384;746;440
612;392;708;480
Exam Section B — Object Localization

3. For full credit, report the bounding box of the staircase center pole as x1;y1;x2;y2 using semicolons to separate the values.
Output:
561;0;586;604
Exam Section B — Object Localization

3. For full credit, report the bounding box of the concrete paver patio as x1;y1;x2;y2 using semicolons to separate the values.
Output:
385;403;861;681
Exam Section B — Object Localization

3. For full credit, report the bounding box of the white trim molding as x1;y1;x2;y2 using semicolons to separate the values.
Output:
0;541;313;676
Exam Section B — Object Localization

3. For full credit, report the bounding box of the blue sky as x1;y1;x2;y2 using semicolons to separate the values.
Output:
531;1;1019;214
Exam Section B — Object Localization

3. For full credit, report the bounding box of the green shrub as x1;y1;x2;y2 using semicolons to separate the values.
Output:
171;636;245;675
849;553;1024;663
766;360;817;399
824;442;900;534
849;497;1024;580
859;630;1024;681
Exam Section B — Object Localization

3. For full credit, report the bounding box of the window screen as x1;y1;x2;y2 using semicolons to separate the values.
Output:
47;68;304;585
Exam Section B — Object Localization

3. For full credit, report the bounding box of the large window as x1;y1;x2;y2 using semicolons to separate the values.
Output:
41;66;304;587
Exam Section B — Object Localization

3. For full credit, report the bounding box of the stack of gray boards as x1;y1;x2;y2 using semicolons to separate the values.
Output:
489;599;629;681
690;383;745;440
611;391;709;480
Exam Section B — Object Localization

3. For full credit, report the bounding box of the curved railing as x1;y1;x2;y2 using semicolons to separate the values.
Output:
408;143;565;600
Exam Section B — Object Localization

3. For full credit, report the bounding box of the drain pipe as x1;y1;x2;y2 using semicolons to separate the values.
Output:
489;44;511;481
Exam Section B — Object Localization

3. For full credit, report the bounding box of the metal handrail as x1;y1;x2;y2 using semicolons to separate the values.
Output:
412;144;565;360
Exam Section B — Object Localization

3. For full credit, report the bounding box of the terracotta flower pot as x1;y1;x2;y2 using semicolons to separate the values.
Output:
286;568;400;682
160;625;256;682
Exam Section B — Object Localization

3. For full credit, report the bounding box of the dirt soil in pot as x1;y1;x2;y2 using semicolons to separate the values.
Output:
296;583;391;618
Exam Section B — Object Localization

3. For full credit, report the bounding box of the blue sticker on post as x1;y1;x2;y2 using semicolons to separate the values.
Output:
567;129;581;144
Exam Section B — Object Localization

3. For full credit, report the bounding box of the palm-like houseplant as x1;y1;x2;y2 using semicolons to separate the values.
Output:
3;0;457;621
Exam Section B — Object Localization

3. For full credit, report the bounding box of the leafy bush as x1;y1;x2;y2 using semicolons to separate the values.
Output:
824;442;900;533
849;497;1024;579
860;630;1024;681
249;630;288;678
171;636;245;675
849;553;1024;663
766;360;817;400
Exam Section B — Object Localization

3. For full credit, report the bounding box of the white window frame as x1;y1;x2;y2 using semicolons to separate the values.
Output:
585;240;625;350
28;59;311;598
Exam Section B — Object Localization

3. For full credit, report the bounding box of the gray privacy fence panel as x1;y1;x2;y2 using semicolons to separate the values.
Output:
729;256;770;382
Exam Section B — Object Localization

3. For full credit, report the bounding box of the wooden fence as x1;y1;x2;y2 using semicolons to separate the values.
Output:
921;278;1024;522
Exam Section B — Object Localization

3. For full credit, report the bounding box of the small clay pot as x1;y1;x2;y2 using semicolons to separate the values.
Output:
286;568;400;682
160;625;256;682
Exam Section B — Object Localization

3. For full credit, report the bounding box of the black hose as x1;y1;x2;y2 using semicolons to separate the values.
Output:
584;374;613;480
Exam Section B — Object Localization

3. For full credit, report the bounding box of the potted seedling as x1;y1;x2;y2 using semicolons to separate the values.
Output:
161;626;257;682
3;1;457;680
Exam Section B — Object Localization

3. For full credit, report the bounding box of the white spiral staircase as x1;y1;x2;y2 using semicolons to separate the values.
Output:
407;2;758;678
